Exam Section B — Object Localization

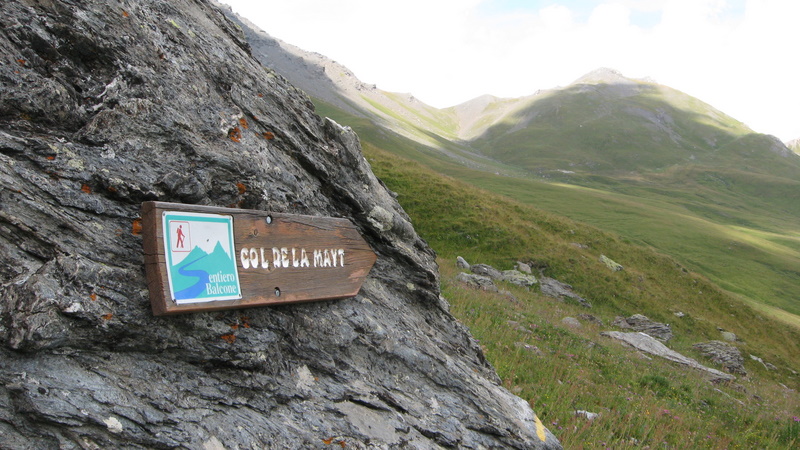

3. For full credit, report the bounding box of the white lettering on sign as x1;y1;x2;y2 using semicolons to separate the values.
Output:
205;283;240;295
239;247;345;270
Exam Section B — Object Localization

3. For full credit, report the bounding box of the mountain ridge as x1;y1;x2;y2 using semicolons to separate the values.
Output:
224;6;800;320
226;6;796;162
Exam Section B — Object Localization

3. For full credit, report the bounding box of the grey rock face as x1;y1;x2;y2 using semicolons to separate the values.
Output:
471;263;503;280
456;272;499;292
540;276;592;308
615;314;673;341
602;332;735;382
750;354;777;371
500;269;538;287
0;1;559;448
456;255;470;269
693;341;747;376
516;261;532;274
611;316;633;329
720;331;738;342
467;262;538;288
577;314;603;326
600;254;624;271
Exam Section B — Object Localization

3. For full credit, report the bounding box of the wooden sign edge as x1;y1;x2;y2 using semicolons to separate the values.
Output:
141;201;377;315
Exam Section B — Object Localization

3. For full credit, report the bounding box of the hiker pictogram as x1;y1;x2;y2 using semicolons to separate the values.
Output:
176;225;186;248
169;221;191;253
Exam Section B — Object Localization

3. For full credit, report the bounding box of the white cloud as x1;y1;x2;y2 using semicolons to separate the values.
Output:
588;3;632;30
222;0;800;141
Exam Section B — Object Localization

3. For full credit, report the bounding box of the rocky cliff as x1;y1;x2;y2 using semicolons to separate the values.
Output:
0;0;559;448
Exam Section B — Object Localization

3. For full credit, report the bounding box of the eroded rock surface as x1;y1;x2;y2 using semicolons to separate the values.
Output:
602;332;735;382
0;1;559;448
693;340;747;376
613;314;673;341
540;276;592;308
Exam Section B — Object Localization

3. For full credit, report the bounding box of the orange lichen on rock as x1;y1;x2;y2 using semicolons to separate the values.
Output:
81;184;92;194
131;218;143;235
221;333;236;344
236;182;246;194
239;117;249;129
228;126;242;142
262;131;274;140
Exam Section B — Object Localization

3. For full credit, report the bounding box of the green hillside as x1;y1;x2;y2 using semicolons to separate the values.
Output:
363;143;800;448
201;14;800;446
241;19;800;444
313;69;800;447
465;81;753;175
316;93;800;321
235;11;800;321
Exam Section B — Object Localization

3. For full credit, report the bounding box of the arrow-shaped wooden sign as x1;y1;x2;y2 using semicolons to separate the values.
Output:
141;201;377;315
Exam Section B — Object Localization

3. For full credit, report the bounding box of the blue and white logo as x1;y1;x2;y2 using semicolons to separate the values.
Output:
163;211;241;304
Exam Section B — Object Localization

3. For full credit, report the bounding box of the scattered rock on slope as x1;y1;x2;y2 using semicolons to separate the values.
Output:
468;262;538;288
0;1;560;448
540;276;592;308
600;254;624;272
501;269;539;287
693;341;747;376
750;354;778;371
471;263;503;280
613;314;673;341
456;272;499;292
601;332;735;382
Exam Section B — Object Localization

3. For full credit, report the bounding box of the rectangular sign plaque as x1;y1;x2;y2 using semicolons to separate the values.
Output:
141;202;377;315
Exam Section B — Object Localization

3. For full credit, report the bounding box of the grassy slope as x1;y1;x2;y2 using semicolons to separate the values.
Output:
363;143;800;448
466;82;752;175
452;170;800;321
313;84;800;446
315;86;800;320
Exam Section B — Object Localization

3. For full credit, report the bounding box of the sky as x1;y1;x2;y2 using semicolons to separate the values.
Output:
221;0;799;142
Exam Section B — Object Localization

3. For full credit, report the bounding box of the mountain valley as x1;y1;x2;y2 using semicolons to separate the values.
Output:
226;8;800;324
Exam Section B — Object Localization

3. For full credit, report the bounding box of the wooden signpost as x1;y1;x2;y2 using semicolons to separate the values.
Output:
141;201;377;315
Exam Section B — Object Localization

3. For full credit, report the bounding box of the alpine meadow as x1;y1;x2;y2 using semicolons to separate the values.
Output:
225;7;800;448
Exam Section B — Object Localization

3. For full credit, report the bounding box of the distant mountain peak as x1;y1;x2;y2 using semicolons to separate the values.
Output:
453;94;501;111
572;67;637;85
787;138;800;155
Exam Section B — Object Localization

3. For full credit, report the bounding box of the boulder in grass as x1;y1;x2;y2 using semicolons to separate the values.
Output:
693;341;747;376
501;270;538;288
470;263;503;279
456;273;499;292
600;255;624;272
